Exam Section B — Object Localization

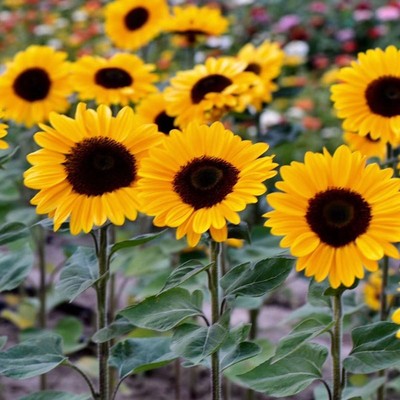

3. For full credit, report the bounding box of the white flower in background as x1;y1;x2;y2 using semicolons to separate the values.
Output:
283;41;309;60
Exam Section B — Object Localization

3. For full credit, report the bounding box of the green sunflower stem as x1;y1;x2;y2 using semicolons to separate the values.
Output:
96;226;111;400
209;240;222;400
332;292;343;400
377;255;390;400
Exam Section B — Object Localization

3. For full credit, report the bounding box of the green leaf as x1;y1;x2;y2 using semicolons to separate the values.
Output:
54;316;87;354
0;221;29;245
171;323;228;365
92;317;135;344
220;256;294;298
20;391;90;400
342;377;386;400
160;260;212;293
119;288;204;331
109;337;176;379
0;334;67;379
307;279;331;307
0;336;6;350
56;247;99;302
272;318;334;363
0;244;33;292
220;325;261;371
237;343;328;397
343;322;400;373
109;230;166;257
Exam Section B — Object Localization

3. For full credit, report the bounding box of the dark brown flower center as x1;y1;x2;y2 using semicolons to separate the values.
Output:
365;76;400;117
95;67;133;89
306;188;371;247
124;6;149;31
13;67;51;102
191;74;232;104
64;137;136;196
154;111;176;135
173;156;239;209
245;62;261;75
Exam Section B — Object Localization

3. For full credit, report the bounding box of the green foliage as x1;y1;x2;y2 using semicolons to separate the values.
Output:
92;316;135;344
0;243;33;292
109;337;176;379
120;287;205;331
272;318;334;363
54;316;88;354
220;256;294;299
56;247;99;302
344;322;400;373
237;343;329;397
171;323;228;365
0;221;29;246
0;336;6;350
0;334;67;379
159;259;212;293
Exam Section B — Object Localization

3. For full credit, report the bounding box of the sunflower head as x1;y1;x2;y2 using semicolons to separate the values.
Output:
331;46;400;143
392;308;400;339
136;92;178;135
72;53;158;106
264;145;400;288
138;121;277;247
164;57;259;128
104;0;169;51
163;5;229;45
343;131;388;161
237;40;285;109
24;102;163;235
0;110;8;150
0;45;72;128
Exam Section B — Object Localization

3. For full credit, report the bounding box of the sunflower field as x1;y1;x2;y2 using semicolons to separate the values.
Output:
2;1;400;399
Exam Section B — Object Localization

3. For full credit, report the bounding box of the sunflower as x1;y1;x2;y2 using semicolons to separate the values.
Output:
392;308;400;339
138;122;278;247
163;5;229;45
0;111;8;150
237;40;285;110
72;53;158;106
136;92;178;134
343;131;388;160
331;46;400;143
104;0;169;51
363;271;393;311
0;45;72;128
164;57;259;128
264;145;400;289
24;103;163;235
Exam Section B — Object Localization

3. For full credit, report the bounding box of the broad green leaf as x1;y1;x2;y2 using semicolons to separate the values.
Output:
0;244;33;292
0;336;6;350
171;323;228;364
220;256;294;298
224;338;275;378
283;303;332;325
54;316;87;354
307;279;331;307
0;221;29;245
0;334;67;379
92;317;135;344
56;247;99;302
20;391;90;400
109;230;166;257
220;325;261;371
109;337;176;379
342;377;386;400
120;288;204;331
160;260;212;293
344;322;400;373
237;343;328;397
272;318;334;363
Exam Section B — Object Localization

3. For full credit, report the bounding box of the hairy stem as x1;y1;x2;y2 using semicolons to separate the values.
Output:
210;240;222;400
332;293;343;400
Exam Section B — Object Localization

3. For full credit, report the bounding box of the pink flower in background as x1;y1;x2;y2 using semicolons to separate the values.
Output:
376;6;400;21
275;14;301;32
309;2;328;13
353;9;373;21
